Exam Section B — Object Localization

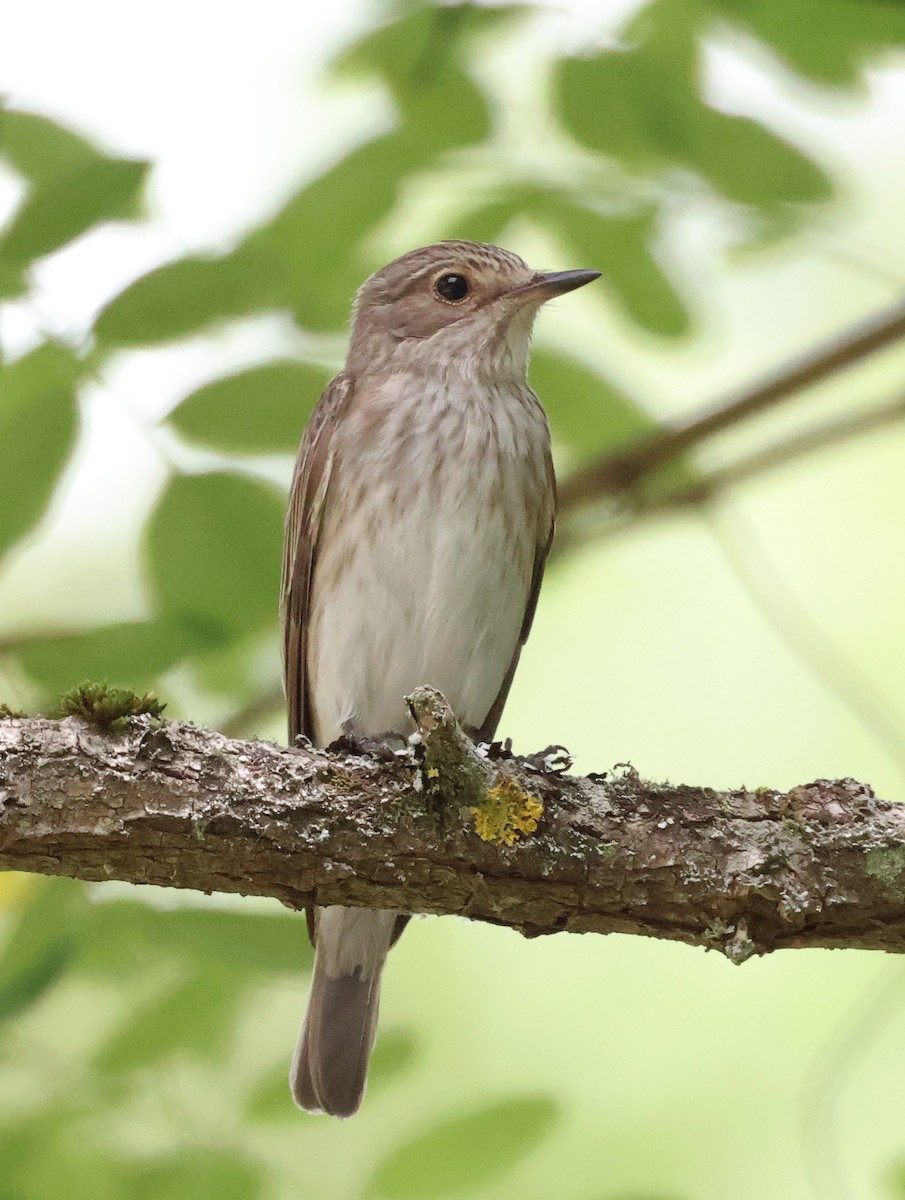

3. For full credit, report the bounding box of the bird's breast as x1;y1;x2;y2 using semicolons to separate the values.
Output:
306;375;553;744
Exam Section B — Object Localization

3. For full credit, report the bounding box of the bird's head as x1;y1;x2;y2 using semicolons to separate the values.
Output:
347;240;599;381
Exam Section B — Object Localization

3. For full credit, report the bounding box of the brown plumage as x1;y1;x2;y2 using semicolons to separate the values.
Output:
281;240;598;1116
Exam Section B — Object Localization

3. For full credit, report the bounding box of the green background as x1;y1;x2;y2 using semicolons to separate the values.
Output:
2;1;905;1196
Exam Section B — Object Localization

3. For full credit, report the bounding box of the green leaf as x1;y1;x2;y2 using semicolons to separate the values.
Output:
0;938;74;1024
246;1066;301;1123
551;203;691;338
711;0;905;87
0;157;150;271
0;880;86;1017
446;197;525;248
687;108;831;210
369;1026;419;1094
78;903;311;977
126;1152;263;1200
0;107;101;182
0;1108;130;1200
0;879;89;959
335;3;525;95
17;615;227;694
94;249;278;348
0;344;81;561
529;350;655;464
333;6;499;152
555;2;831;216
183;627;280;701
146;472;284;639
396;63;489;158
367;1095;559;1198
556;16;697;172
235;9;509;339
97;9;510;352
240;134;420;332
169;361;329;454
0;261;27;300
94;968;243;1072
886;1161;905;1199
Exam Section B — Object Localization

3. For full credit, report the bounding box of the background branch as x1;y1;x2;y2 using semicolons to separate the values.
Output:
2;691;905;964
558;296;905;513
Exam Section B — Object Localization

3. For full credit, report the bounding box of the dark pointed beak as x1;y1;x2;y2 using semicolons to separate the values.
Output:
536;269;601;295
508;268;601;304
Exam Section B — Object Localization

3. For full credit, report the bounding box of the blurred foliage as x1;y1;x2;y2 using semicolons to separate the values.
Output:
2;0;905;1196
709;0;905;85
0;107;148;299
0;345;81;560
169;362;330;454
0;880;312;1196
16;616;228;693
145;471;285;641
0;157;148;277
6;0;901;712
365;1096;559;1198
555;0;833;229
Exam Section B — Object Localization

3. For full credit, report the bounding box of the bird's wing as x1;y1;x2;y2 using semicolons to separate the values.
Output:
476;450;556;744
281;372;355;743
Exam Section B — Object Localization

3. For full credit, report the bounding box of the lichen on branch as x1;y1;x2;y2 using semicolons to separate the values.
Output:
52;681;166;731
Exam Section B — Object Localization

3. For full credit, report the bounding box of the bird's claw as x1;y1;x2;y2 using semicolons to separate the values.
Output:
328;721;410;762
522;744;573;775
474;737;514;761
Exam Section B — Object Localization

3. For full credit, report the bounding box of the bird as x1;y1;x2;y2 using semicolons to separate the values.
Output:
280;240;599;1117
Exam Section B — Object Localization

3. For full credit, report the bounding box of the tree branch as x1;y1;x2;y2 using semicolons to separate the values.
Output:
558;296;905;513
2;688;904;963
556;391;905;548
644;390;905;511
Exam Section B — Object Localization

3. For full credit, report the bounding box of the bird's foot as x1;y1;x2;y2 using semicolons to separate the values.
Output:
328;720;410;762
475;739;572;775
521;744;573;776
473;736;514;761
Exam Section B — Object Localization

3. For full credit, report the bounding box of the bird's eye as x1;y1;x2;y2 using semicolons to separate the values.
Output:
434;273;470;303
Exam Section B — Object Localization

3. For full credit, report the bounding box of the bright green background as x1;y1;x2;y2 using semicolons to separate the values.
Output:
2;1;905;1197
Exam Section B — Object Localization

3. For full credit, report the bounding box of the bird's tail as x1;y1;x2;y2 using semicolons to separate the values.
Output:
290;905;397;1118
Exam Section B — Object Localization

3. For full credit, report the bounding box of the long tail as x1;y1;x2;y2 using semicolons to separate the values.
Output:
290;905;397;1118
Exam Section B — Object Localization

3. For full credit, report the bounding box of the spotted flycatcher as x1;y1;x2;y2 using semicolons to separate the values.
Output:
281;240;599;1116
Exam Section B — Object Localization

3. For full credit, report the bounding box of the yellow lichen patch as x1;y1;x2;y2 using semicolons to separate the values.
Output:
471;776;544;846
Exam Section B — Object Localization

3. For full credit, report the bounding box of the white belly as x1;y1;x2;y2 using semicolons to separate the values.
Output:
307;376;551;745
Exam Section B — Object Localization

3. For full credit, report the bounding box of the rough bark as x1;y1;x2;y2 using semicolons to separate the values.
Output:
1;688;904;963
